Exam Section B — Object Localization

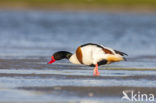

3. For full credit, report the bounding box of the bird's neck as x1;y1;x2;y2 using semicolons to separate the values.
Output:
69;54;81;64
65;52;72;59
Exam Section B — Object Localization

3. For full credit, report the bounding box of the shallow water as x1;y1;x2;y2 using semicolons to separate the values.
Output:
0;11;156;102
0;57;156;103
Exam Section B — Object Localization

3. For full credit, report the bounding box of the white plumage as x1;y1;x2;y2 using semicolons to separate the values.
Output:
81;45;106;65
69;44;125;66
69;54;81;64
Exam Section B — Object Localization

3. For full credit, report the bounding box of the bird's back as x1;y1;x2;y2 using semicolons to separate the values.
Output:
79;43;127;65
80;44;102;65
69;43;127;66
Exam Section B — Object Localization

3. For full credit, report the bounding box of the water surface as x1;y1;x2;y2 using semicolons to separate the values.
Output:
0;11;156;103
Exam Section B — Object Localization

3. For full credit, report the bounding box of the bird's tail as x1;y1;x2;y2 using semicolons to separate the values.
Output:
114;50;128;61
123;57;127;61
114;50;128;56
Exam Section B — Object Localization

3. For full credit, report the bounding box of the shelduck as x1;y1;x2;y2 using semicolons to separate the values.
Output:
48;43;128;76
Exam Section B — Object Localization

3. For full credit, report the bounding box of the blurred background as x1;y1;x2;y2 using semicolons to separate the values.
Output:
0;0;156;57
0;0;156;103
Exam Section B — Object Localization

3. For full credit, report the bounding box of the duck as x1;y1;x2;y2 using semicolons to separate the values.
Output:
48;43;128;76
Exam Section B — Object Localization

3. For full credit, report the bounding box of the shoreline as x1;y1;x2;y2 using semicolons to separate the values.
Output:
0;3;156;13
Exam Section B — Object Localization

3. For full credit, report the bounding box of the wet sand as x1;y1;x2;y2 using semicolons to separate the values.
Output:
0;56;156;103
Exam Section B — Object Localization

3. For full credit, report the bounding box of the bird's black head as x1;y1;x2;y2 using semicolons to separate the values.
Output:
48;51;72;64
53;51;72;60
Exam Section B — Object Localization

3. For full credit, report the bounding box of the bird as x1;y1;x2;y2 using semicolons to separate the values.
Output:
48;43;128;76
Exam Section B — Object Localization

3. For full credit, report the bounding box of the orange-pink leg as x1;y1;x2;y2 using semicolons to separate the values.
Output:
93;64;100;76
